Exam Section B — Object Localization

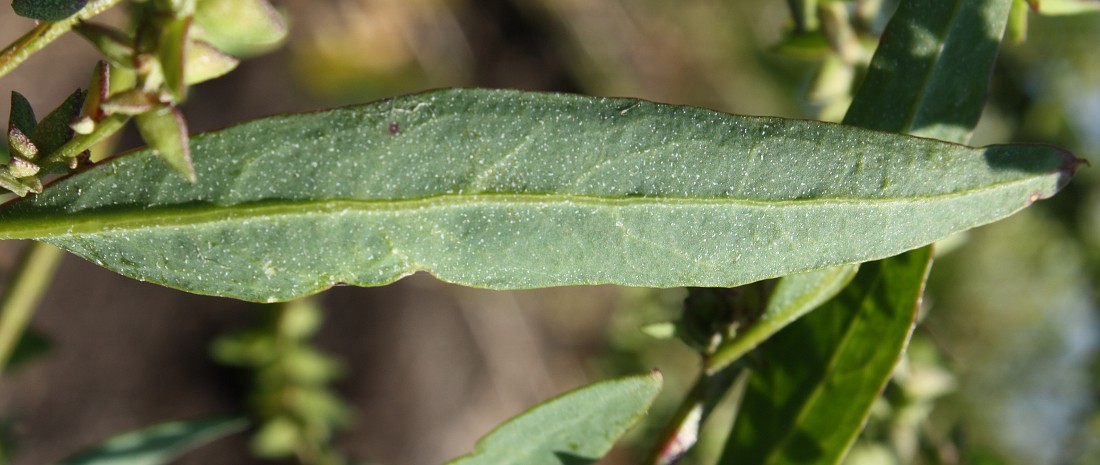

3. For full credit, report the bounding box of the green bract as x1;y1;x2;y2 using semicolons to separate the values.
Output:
0;89;1078;302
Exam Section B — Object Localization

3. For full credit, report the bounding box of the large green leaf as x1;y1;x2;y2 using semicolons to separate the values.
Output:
717;246;932;465
54;417;247;465
445;371;662;465
0;89;1076;302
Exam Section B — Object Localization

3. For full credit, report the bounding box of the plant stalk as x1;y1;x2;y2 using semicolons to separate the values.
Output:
0;242;64;374
0;0;125;79
40;114;130;170
644;362;747;465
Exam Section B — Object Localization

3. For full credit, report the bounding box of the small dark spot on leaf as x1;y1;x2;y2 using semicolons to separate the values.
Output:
389;123;400;135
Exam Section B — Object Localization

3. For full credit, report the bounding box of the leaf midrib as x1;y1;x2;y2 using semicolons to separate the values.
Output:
0;174;1048;239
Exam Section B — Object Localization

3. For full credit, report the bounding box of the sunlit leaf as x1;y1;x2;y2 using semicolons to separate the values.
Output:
0;89;1077;302
846;0;1016;142
445;371;663;465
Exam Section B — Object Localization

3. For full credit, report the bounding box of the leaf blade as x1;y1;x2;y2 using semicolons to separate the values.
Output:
445;371;663;465
717;246;933;465
54;417;247;465
845;0;1015;141
0;89;1076;302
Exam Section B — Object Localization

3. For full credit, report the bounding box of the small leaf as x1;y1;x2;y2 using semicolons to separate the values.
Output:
29;89;86;157
8;127;39;160
0;171;34;197
8;157;41;178
155;16;193;102
134;105;195;182
445;371;663;465
11;0;88;21
9;91;38;136
0;89;1078;302
184;40;238;85
192;0;286;57
54;417;247;465
717;247;932;465
74;22;136;69
80;61;110;121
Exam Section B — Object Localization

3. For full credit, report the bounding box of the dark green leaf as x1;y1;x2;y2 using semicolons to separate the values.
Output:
29;89;86;157
845;0;1015;141
717;247;932;465
54;417;246;465
11;0;88;21
445;371;663;465
0;89;1076;302
9;91;37;135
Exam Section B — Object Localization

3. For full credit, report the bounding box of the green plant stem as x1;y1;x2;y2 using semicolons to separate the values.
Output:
0;242;64;374
644;362;746;465
0;0;125;79
40;114;129;171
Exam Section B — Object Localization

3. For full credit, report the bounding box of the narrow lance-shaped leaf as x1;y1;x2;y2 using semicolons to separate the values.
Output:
29;89;86;157
54;417;247;465
0;89;1078;302
9;91;38;136
718;246;932;465
716;0;1018;463
845;0;1015;141
445;371;663;465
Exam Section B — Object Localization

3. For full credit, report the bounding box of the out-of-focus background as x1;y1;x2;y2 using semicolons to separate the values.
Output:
0;1;1098;464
